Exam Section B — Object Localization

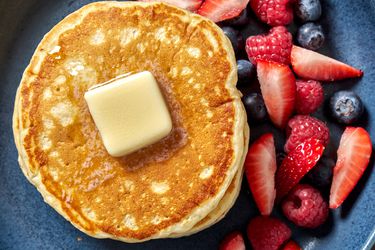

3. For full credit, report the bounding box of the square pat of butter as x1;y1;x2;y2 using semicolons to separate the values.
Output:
84;71;172;157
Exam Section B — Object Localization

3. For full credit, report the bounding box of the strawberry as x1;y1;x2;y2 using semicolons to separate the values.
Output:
276;138;325;201
245;133;277;216
197;0;249;23
138;0;203;12
291;45;363;81
219;231;246;250
257;60;296;128
250;0;294;26
329;127;372;209
246;26;293;65
282;240;302;250
247;216;292;250
285;115;329;153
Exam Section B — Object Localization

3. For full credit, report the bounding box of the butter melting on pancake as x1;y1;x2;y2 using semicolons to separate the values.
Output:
14;1;248;242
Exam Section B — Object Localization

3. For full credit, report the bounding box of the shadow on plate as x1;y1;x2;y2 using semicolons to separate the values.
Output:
340;150;375;218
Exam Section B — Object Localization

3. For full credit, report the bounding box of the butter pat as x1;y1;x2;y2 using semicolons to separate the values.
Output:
84;71;172;157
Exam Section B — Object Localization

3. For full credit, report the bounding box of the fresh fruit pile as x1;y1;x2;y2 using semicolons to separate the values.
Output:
140;0;372;249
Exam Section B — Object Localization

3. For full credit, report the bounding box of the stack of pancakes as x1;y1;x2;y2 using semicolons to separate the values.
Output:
13;1;249;242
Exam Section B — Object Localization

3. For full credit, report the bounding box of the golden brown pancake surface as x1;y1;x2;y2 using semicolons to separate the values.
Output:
14;1;247;241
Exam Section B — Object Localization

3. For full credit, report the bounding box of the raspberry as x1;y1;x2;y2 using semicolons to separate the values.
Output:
247;216;291;250
282;184;329;228
285;115;329;153
246;26;292;65
295;80;324;114
250;0;294;26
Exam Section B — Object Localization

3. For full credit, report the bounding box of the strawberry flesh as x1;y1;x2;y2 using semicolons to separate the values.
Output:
197;0;249;23
245;133;276;216
330;127;372;209
219;231;246;250
291;45;363;81
276;138;325;201
257;60;296;128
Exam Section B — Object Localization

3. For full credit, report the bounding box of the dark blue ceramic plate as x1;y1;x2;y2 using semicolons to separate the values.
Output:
0;0;374;249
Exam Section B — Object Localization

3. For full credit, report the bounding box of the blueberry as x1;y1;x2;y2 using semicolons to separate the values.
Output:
237;60;256;85
223;9;250;26
222;26;244;55
329;90;364;124
307;157;335;188
295;0;322;22
297;22;325;50
242;93;267;123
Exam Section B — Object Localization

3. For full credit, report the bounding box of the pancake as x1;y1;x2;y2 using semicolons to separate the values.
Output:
13;1;248;242
171;124;249;238
14;97;249;239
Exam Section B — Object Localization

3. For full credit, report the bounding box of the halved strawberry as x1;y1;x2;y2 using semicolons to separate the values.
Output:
291;45;363;81
245;133;276;216
219;231;246;250
138;0;203;12
329;127;372;209
257;60;296;128
276;138;325;201
197;0;249;23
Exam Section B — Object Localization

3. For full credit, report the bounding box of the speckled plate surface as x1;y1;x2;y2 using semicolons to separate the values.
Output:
0;0;374;249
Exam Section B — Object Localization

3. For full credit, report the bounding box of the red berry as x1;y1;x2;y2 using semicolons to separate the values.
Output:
291;45;363;81
250;0;294;26
245;133;276;216
246;26;293;65
276;138;325;201
285;115;329;153
197;0;249;23
330;127;372;209
257;60;296;128
282;184;329;228
247;216;291;250
282;240;302;250
295;80;324;115
282;240;301;250
219;231;246;250
139;0;203;12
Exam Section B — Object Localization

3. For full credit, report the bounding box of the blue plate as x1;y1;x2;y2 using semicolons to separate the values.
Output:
0;0;374;249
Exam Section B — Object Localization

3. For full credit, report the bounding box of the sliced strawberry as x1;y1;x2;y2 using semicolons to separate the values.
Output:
329;127;372;209
257;60;296;128
219;231;246;250
291;45;363;81
197;0;249;23
138;0;203;12
276;138;325;201
245;133;277;216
